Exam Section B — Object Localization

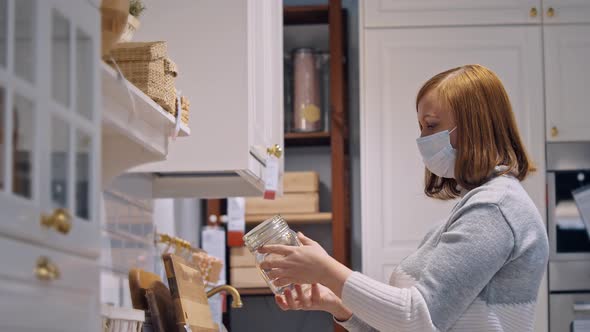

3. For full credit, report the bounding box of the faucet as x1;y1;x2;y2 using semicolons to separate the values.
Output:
207;285;243;308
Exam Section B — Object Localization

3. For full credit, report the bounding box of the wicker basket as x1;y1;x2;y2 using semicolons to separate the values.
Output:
179;96;190;124
108;42;177;115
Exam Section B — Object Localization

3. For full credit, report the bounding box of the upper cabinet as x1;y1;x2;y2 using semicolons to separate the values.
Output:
130;0;284;198
542;0;590;24
544;24;590;142
362;0;542;27
0;0;101;258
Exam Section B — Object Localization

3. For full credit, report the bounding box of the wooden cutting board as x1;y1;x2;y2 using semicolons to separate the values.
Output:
128;268;162;310
163;254;218;332
145;280;176;332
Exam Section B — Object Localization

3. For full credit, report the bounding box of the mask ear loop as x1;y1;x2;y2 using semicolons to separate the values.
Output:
449;126;457;134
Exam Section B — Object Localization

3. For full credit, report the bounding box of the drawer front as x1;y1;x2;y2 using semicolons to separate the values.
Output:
0;278;99;332
550;293;590;332
0;236;99;292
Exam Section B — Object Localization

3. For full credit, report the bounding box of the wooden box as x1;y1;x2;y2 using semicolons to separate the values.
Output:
230;247;256;267
283;171;319;193
245;192;319;215
230;267;267;289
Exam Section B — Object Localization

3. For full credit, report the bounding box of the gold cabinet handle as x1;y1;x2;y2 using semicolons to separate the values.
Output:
35;256;60;281
267;144;283;158
547;7;555;17
551;126;559;137
41;208;72;234
530;7;538;17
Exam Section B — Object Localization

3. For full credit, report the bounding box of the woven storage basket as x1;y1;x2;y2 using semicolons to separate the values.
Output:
108;42;177;115
179;96;190;124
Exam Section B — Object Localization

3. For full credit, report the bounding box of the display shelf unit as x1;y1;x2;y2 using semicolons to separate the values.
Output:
284;0;350;272
245;212;332;225
101;62;190;185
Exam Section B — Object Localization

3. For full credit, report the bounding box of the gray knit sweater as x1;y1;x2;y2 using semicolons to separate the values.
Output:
337;175;549;332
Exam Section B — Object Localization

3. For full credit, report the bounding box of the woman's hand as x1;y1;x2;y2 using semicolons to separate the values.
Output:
276;284;353;322
258;232;352;297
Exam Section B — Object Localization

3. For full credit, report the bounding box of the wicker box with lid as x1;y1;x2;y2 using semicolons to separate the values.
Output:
107;41;188;122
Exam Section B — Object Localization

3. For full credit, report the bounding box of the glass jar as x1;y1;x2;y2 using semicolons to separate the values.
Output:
243;215;301;295
292;48;322;132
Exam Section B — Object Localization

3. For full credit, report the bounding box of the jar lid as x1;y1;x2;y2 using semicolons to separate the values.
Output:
292;47;315;55
243;215;289;251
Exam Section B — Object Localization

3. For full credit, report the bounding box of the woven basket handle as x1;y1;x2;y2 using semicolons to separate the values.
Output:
164;58;178;77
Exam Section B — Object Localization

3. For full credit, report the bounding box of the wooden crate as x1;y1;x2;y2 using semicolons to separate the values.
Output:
283;171;319;193
245;192;319;215
230;267;267;289
230;247;256;268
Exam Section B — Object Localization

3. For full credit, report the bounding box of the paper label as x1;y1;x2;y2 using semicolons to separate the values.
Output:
201;226;226;282
227;197;246;247
264;156;280;200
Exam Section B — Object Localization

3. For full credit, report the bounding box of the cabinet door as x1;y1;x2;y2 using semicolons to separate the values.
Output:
362;0;542;28
544;25;590;142
542;0;590;24
0;0;100;257
361;26;545;280
247;0;284;175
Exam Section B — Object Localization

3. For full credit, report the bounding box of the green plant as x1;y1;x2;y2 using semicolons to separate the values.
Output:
129;0;146;18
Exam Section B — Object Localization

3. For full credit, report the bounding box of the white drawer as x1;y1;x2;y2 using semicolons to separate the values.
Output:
0;278;100;332
0;236;99;293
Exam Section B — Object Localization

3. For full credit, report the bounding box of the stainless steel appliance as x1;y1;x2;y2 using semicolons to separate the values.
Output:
547;142;590;332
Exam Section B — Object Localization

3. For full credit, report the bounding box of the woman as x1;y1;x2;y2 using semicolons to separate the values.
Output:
259;65;549;332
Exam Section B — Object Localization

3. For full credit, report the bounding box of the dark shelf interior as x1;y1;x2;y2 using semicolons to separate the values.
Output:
284;5;329;25
236;287;274;296
285;131;331;147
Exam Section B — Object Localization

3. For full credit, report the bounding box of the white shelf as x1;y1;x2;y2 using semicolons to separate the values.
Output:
101;62;190;185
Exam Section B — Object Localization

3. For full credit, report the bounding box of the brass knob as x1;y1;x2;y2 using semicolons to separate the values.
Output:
530;7;538;17
35;256;60;281
547;7;555;17
266;144;283;158
41;208;72;234
551;126;559;137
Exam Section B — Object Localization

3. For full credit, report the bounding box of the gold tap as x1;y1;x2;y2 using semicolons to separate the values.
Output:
207;285;243;308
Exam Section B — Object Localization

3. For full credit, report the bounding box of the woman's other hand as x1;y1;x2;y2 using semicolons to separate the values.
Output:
275;284;353;322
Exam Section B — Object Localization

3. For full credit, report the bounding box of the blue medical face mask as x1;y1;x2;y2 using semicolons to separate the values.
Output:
416;127;457;179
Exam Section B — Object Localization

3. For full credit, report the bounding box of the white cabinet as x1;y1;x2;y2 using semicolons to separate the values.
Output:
130;0;284;198
362;0;542;28
360;25;545;280
0;0;100;331
542;0;590;24
544;25;590;141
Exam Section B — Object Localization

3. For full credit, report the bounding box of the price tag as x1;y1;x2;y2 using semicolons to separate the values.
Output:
264;155;280;200
227;197;246;247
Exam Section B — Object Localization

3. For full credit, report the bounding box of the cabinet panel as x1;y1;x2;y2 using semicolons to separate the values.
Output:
0;0;100;257
544;25;590;142
542;0;590;24
361;26;545;279
363;0;542;28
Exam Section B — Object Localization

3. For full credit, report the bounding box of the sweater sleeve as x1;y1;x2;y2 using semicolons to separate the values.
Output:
341;203;514;332
334;314;379;332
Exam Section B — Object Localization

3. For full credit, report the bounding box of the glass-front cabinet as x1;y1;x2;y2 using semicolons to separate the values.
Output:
0;0;100;257
0;1;101;331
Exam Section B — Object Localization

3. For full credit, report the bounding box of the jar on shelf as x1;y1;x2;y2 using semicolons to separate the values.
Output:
243;215;302;295
292;48;323;132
